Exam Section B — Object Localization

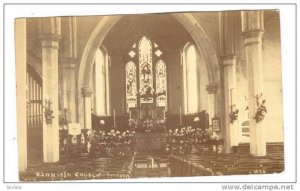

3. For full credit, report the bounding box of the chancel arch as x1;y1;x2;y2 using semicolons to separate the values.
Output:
77;13;221;128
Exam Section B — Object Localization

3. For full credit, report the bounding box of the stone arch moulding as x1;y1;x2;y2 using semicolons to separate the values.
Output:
76;13;221;123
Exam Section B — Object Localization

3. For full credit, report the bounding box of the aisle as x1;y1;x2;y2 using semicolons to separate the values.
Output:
132;154;170;178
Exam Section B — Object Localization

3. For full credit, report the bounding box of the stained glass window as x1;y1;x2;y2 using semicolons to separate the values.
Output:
156;60;167;107
139;36;153;104
125;36;167;111
125;61;137;110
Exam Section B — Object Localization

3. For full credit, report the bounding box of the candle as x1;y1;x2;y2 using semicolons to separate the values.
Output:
129;110;132;120
179;106;182;125
113;109;116;127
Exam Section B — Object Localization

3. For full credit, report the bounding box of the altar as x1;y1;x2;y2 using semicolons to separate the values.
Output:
129;104;168;153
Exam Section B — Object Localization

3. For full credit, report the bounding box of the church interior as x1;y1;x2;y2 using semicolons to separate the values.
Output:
15;10;284;180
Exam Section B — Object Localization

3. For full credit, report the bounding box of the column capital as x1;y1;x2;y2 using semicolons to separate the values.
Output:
61;57;77;69
40;34;62;49
221;55;237;67
82;87;93;97
221;54;237;62
39;33;62;42
206;83;218;94
61;63;76;69
241;29;264;46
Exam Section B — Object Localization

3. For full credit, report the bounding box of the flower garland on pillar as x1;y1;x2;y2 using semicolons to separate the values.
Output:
229;88;239;124
254;93;267;123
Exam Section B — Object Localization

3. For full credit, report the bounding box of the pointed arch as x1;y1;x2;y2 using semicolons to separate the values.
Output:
77;13;221;124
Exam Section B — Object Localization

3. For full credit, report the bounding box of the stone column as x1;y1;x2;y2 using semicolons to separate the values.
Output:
241;11;266;156
62;60;76;122
15;18;27;171
206;83;218;119
82;87;93;129
220;12;240;153
39;17;61;162
61;17;77;123
222;55;239;153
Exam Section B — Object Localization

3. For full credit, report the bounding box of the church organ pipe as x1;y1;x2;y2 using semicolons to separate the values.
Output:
39;85;43;126
31;79;34;127
37;84;40;126
26;67;43;128
33;80;37;127
29;75;33;126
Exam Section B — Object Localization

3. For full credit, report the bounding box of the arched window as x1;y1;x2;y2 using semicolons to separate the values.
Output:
125;36;167;111
92;46;110;116
182;43;199;114
126;61;137;109
139;36;154;104
156;60;167;107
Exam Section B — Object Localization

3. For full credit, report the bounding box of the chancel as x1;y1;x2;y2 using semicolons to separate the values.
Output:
15;10;284;181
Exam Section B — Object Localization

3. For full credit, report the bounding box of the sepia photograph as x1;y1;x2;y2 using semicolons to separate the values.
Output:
14;9;285;182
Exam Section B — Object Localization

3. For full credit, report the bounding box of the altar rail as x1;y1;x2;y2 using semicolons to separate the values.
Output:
170;153;284;177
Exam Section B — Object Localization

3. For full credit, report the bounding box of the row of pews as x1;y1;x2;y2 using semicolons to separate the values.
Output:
170;153;284;177
20;155;135;181
19;152;284;180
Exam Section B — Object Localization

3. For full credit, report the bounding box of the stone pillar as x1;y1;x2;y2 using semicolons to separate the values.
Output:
82;87;93;129
222;55;239;153
39;17;61;162
220;12;240;153
15;18;27;171
241;11;266;156
206;83;218;119
62;59;76;123
61;17;77;122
